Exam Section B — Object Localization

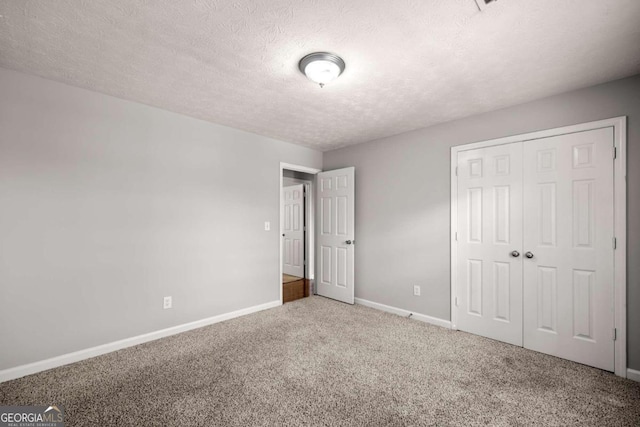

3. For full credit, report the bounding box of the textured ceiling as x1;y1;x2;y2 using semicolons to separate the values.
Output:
1;1;639;151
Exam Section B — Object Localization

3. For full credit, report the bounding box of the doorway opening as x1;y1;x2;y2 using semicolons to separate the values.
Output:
280;163;320;304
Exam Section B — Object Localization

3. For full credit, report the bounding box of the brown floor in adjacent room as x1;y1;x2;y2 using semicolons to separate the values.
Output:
1;296;639;426
283;274;302;284
283;274;308;303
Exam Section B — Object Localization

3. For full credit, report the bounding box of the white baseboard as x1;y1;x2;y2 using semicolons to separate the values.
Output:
0;300;281;384
627;368;640;382
355;298;451;329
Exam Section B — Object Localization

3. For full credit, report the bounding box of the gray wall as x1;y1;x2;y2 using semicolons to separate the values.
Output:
0;68;322;370
323;74;640;370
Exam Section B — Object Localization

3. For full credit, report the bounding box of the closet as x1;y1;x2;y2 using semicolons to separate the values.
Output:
454;126;616;371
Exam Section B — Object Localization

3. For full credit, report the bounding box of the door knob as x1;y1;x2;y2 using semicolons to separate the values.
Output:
345;240;352;245
525;251;534;259
510;250;520;258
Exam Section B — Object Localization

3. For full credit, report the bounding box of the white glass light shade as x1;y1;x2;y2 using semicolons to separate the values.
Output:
304;60;341;85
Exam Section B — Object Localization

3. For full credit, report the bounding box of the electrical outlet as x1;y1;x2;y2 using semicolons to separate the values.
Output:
264;221;271;231
163;296;172;309
413;285;421;296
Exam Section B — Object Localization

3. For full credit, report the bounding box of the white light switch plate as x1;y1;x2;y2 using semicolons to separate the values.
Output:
264;221;270;231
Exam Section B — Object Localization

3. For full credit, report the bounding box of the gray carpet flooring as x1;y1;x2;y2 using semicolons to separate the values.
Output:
1;296;639;426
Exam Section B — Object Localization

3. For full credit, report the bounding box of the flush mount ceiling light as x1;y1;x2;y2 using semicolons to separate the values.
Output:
299;52;345;88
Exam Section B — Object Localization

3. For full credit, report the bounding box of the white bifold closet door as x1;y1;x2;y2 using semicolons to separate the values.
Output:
457;127;615;371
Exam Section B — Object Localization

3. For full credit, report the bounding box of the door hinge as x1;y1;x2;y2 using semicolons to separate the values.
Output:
455;297;458;307
613;146;617;159
613;237;617;250
613;328;617;341
455;232;458;241
455;167;458;176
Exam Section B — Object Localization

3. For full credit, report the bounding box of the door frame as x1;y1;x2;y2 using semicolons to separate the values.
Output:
450;116;627;377
280;162;321;304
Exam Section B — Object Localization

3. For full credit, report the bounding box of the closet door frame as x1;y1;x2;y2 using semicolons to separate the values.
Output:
450;117;627;378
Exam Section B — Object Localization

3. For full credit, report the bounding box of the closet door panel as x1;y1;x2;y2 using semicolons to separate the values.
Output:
522;127;615;372
456;143;523;346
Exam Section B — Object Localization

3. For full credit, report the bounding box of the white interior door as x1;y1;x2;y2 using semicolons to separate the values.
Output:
282;184;304;278
457;143;524;346
316;167;355;304
522;128;615;371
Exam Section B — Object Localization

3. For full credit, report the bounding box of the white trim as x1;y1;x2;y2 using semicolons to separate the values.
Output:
355;298;452;329
279;162;321;303
280;162;321;176
0;300;280;383
613;117;627;378
450;145;459;331
450;116;627;377
627;369;640;383
451;117;625;153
